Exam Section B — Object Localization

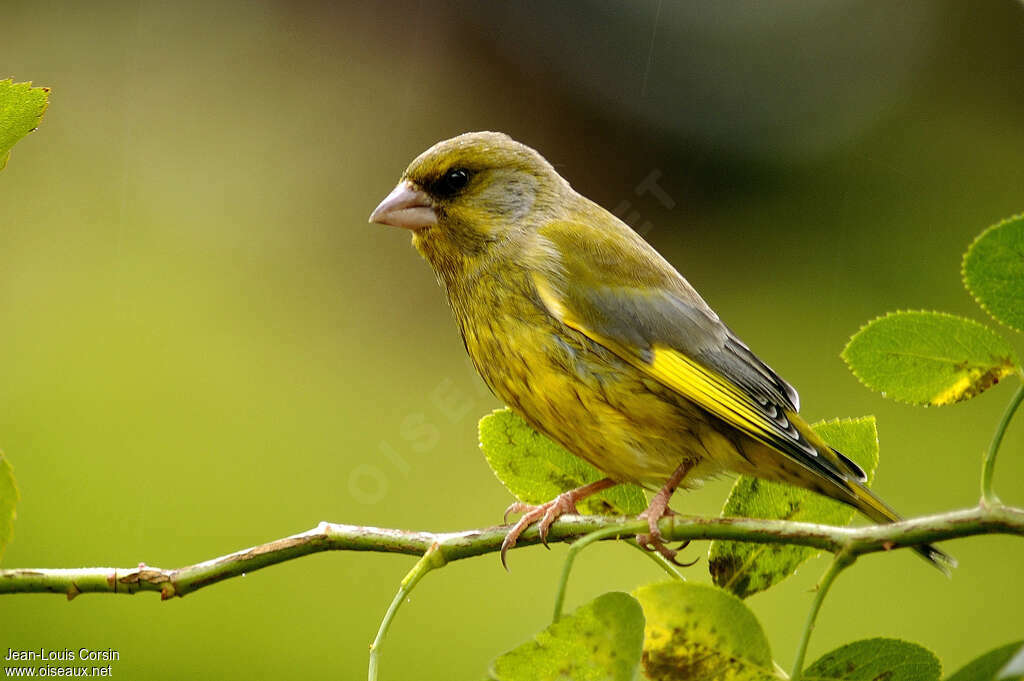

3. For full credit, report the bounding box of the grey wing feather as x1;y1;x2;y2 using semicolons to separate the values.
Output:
559;281;834;470
568;281;800;415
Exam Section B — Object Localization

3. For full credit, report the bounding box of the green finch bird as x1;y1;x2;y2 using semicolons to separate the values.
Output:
369;131;952;572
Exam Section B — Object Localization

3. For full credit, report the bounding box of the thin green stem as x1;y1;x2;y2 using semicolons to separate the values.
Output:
982;378;1024;506
552;526;626;623
790;551;856;681
368;543;445;681
550;529;689;624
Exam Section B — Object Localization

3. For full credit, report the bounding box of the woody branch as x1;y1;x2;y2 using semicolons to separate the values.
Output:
1;503;1021;600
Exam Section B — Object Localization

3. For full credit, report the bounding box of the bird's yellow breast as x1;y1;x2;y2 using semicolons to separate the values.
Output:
454;283;731;488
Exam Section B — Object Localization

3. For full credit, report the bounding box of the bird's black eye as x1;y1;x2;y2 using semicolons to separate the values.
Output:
436;168;471;196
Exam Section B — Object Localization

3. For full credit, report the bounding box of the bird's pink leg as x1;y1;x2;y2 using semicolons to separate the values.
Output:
501;478;617;569
637;461;696;566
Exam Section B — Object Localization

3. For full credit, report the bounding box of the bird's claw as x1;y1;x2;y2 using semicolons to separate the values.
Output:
636;532;698;567
500;495;580;569
636;505;697;567
503;501;529;525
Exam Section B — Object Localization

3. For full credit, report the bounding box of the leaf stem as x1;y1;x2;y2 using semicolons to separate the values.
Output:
551;529;693;623
790;551;856;681
368;543;445;681
982;377;1024;506
552;526;626;623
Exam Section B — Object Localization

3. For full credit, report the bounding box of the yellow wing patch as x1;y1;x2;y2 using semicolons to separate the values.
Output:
533;270;793;452
648;346;775;441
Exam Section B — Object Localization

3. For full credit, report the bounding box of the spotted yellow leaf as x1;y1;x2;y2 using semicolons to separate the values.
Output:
842;311;1018;406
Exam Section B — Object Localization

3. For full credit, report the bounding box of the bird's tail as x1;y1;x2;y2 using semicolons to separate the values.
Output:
837;472;956;576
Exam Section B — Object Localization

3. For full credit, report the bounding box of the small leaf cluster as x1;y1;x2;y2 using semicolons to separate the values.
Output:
489;581;1020;681
843;215;1024;406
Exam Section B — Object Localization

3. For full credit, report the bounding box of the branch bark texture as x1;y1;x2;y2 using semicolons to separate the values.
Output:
2;504;1021;600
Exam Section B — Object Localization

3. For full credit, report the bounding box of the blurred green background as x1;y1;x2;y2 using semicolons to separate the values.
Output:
3;1;1023;678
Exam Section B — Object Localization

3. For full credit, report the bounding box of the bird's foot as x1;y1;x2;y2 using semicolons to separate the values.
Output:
635;460;697;567
636;508;696;567
500;496;576;568
500;478;617;569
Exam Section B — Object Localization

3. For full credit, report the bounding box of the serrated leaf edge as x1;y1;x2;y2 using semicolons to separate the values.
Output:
962;213;1024;334
840;309;1019;406
0;79;51;172
0;79;52;99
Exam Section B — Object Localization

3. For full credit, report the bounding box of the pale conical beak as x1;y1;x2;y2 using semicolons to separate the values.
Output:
368;181;437;230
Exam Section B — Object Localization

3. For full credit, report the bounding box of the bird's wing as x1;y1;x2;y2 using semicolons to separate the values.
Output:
529;218;865;486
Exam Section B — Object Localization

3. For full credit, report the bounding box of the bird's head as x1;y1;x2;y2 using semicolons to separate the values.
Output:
369;132;568;272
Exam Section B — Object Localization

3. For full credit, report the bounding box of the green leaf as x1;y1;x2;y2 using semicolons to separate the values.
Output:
804;638;941;681
0;449;19;563
632;582;777;681
842;311;1019;405
0;79;50;171
708;417;878;598
964;215;1024;333
479;408;646;515
946;641;1024;681
489;591;644;681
